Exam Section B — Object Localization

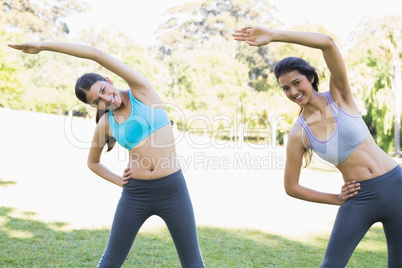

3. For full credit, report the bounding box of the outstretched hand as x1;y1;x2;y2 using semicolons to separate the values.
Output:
8;42;42;54
338;180;360;204
232;26;273;47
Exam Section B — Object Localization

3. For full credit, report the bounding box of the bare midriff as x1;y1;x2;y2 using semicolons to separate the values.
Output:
337;135;398;182
128;124;180;180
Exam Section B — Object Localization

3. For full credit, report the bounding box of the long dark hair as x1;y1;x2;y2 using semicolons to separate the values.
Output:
75;73;116;152
274;57;320;167
274;57;320;93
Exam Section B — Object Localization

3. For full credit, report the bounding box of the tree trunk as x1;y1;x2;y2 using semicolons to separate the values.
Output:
392;60;401;157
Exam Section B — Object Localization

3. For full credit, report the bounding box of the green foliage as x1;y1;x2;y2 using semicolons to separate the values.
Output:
162;35;254;138
158;0;281;97
348;16;402;152
2;0;401;153
1;0;90;114
0;25;25;109
1;0;89;39
157;0;278;48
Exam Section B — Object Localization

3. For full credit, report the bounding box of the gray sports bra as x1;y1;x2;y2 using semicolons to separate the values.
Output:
296;91;369;165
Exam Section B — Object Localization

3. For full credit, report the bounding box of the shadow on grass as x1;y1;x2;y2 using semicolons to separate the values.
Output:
0;206;387;268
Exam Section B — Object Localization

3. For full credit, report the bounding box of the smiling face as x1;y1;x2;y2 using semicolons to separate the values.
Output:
278;70;314;106
86;80;121;110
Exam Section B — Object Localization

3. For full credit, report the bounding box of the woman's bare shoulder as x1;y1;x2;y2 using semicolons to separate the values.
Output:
288;122;309;150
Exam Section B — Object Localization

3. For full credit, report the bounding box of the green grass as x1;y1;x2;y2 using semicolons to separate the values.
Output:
0;178;17;187
0;207;387;268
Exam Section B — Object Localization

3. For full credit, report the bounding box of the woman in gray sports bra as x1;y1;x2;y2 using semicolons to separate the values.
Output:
233;27;402;267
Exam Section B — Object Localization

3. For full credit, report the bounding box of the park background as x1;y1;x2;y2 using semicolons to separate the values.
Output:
1;0;402;267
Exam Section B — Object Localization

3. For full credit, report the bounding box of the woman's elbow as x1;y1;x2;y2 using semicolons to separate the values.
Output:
322;34;336;49
87;159;98;172
285;188;295;197
92;48;106;62
284;184;298;198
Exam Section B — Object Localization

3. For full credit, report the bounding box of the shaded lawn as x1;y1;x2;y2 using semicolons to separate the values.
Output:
0;207;387;268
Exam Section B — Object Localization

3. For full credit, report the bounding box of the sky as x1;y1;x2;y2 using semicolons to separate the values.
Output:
66;0;402;46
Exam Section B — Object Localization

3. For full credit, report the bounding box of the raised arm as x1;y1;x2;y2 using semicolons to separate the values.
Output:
8;42;154;97
232;26;353;104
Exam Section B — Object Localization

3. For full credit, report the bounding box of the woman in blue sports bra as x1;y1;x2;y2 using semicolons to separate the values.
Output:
8;42;205;268
233;27;402;267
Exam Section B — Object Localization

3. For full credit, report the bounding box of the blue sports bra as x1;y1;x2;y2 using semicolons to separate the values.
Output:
108;90;170;151
296;91;369;165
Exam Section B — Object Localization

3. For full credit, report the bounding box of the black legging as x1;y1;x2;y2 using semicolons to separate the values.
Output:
97;170;204;268
320;165;402;268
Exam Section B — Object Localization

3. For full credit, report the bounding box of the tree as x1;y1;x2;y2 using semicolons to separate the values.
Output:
156;0;277;49
1;0;90;113
350;16;402;156
161;34;250;138
1;0;88;39
154;0;288;144
0;24;24;108
157;0;280;92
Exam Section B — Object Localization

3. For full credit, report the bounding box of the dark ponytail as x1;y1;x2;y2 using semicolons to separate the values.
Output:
75;73;116;152
96;109;116;152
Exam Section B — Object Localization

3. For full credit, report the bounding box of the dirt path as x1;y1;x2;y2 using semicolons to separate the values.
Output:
0;108;346;238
